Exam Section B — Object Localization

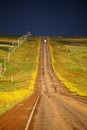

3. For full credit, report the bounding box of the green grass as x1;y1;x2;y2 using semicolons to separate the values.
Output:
0;41;18;46
0;36;40;115
0;47;10;52
0;41;12;45
49;37;87;97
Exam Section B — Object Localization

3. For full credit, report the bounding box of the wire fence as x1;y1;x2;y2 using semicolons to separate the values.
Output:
0;32;32;75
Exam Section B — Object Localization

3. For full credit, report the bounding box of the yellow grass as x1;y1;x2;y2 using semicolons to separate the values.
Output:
48;37;87;97
0;36;40;115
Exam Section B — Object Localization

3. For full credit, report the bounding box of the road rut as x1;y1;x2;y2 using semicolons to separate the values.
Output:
29;37;87;130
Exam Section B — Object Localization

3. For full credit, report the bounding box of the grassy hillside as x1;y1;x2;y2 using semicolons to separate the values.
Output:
0;35;18;43
49;37;87;97
0;36;40;115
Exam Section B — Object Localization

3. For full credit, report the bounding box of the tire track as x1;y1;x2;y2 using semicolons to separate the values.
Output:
29;37;87;130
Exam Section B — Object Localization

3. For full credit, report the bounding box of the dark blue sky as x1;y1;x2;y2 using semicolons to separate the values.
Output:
0;0;87;36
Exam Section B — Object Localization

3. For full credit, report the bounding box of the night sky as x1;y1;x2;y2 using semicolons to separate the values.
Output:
0;0;87;36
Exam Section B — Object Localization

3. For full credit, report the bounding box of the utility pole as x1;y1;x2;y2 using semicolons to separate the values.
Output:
17;39;20;47
3;57;6;74
8;47;11;61
27;31;32;36
27;32;32;40
0;63;2;75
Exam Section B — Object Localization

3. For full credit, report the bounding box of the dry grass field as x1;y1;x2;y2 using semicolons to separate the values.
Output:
0;36;40;115
49;37;87;97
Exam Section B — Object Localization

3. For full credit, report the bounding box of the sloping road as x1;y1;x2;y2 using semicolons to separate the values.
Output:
0;37;87;130
29;37;87;130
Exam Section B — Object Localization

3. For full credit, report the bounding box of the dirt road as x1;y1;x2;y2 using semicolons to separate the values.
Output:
29;37;87;130
0;37;87;130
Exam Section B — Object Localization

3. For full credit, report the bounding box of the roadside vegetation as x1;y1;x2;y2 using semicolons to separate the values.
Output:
49;37;87;97
0;36;40;115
